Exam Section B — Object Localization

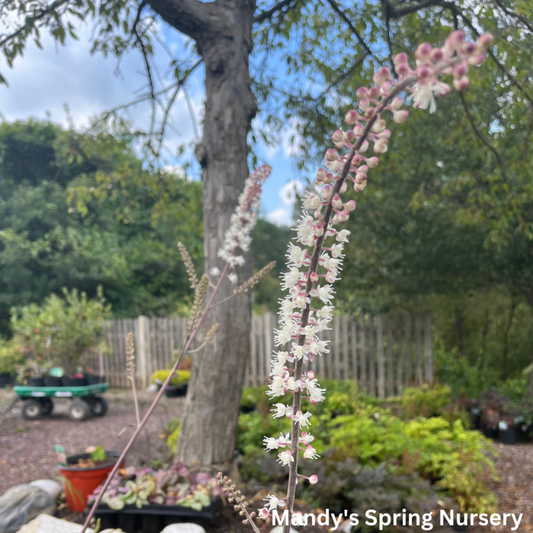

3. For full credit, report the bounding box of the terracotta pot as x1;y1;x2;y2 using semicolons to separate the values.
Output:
59;451;123;512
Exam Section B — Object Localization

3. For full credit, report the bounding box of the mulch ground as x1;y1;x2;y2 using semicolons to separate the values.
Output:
1;387;532;532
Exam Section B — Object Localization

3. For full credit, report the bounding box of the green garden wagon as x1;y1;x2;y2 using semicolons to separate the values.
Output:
11;383;109;421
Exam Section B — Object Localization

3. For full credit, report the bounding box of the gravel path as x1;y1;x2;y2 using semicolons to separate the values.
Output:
0;388;182;493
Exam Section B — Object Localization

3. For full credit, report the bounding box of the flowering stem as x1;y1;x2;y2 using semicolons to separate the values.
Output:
81;263;229;532
282;75;418;531
131;378;140;428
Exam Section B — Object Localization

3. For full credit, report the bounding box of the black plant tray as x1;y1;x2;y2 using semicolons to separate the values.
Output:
86;499;219;533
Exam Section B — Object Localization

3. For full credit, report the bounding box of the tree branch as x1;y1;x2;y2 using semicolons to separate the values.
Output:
147;0;222;40
0;0;70;49
325;0;374;58
384;0;444;18
492;0;533;34
254;0;297;23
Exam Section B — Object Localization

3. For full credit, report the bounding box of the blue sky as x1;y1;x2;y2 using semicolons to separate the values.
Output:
0;18;311;227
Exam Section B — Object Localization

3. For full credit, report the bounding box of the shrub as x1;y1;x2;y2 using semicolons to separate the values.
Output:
150;370;190;387
0;340;23;374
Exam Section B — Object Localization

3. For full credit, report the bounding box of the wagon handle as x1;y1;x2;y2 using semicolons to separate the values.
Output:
0;396;21;417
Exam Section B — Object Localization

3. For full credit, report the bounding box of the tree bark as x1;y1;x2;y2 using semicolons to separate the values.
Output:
171;0;258;465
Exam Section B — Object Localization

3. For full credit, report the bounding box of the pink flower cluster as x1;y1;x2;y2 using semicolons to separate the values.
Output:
258;29;492;525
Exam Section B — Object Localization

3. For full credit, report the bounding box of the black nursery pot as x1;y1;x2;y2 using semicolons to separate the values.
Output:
29;377;45;387
164;383;188;398
483;426;499;440
500;428;517;445
85;375;104;385
44;377;63;387
0;372;10;388
62;377;87;387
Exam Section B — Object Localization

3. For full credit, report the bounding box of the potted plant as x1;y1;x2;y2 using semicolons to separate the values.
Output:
58;445;124;512
150;370;190;398
498;416;518;445
87;463;220;532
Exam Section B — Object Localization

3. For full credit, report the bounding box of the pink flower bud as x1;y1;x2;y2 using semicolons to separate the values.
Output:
345;109;359;124
368;86;381;99
477;33;493;50
373;66;391;86
324;173;334;184
393;110;409;124
355;172;367;184
339;210;350;222
390;97;403;110
397;63;410;76
453;76;469;91
461;41;476;55
360;140;369;152
316;168;327;181
374;139;388;154
345;200;356;211
415;43;433;61
354;182;364;192
340;181;347;194
325;271;336;283
332;129;344;143
322;185;333;200
325;149;339;161
447;30;465;49
453;62;467;79
365;107;377;119
313;209;322;220
259;509;270;520
430;48;444;62
314;225;324;237
378;129;391;139
344;130;356;142
332;194;343;210
356;87;368;99
359;99;370;111
309;475;318;485
416;66;431;79
394;52;408;65
468;54;485;66
381;81;392;95
358;164;368;173
352;154;362;165
372;119;387;133
366;157;379;168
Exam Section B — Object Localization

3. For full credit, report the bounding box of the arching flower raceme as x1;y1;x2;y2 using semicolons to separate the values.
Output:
257;29;492;529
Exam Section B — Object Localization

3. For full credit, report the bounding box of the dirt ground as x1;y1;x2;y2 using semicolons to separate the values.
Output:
0;387;179;492
1;388;532;532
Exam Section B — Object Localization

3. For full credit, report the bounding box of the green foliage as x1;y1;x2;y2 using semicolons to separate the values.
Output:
165;419;181;453
150;370;190;387
89;446;107;463
238;382;497;513
11;287;110;375
0;339;23;374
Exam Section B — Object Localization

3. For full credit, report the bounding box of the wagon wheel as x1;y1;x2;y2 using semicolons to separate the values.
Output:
69;399;90;421
39;398;53;415
21;399;43;420
88;397;108;417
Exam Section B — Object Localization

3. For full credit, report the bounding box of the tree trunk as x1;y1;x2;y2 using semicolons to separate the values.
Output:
176;0;257;465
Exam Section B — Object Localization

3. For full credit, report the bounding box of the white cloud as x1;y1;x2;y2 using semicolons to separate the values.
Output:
0;19;204;160
267;179;305;226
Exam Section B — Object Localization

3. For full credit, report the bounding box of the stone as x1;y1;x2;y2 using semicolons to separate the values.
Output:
145;383;159;393
29;481;62;501
0;486;55;533
160;525;206;533
17;515;93;533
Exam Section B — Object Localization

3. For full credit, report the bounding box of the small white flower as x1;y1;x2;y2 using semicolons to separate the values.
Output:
228;273;238;284
336;229;351;242
292;410;312;428
300;432;315;445
209;267;220;276
264;494;281;511
303;445;320;460
271;403;288;418
264;437;278;450
258;508;270;520
277;450;294;466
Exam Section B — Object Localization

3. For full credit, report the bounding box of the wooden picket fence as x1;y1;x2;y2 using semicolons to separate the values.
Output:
92;312;433;398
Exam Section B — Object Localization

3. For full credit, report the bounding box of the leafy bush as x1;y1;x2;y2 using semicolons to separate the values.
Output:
11;287;110;375
0;340;23;374
236;382;497;514
151;370;190;387
164;419;181;453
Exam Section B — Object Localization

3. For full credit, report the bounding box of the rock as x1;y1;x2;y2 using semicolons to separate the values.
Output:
160;525;206;533
29;481;62;501
145;383;159;393
17;515;93;533
0;486;55;533
270;528;298;533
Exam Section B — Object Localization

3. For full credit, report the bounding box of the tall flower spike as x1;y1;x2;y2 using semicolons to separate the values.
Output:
257;29;491;532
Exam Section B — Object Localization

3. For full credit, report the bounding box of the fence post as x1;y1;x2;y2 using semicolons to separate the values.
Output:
137;316;149;389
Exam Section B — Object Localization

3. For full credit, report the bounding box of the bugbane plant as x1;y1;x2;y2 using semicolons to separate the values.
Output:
254;30;492;531
81;165;272;532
